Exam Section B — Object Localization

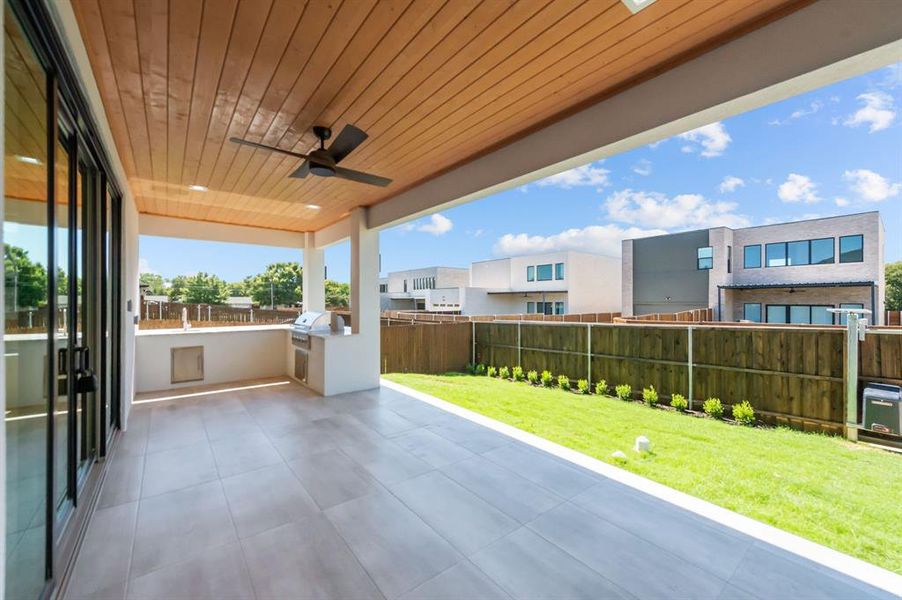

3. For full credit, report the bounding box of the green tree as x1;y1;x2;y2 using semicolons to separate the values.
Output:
227;279;250;297
167;275;188;302
325;280;350;308
182;272;229;304
140;272;165;295
247;262;303;308
887;261;902;311
4;244;47;309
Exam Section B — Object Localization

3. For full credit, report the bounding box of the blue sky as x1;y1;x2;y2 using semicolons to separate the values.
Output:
19;62;898;284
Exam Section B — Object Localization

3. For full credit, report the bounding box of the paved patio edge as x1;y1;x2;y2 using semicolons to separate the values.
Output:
380;378;902;596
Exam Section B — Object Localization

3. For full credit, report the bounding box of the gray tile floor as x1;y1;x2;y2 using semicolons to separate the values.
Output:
64;379;895;600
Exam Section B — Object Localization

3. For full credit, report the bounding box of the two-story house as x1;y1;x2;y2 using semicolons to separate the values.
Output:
621;212;886;325
379;251;621;315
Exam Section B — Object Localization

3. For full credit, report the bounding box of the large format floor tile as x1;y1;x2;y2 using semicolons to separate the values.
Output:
66;502;138;599
130;481;237;577
241;516;384;600
210;431;282;478
126;542;254;600
400;561;511;600
287;448;382;509
325;490;461;598
140;441;218;498
221;463;319;539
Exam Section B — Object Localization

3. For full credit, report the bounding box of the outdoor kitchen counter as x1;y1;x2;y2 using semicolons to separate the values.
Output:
136;324;291;336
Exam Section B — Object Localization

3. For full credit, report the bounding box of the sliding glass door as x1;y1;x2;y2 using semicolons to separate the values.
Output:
4;2;123;597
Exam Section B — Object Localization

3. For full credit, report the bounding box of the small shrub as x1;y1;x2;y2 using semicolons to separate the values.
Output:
557;374;570;390
474;363;486;376
541;370;554;387
732;401;755;426
486;366;497;378
465;363;476;375
615;384;632;401
512;366;525;381
594;379;608;395
498;366;510;380
703;397;724;419
642;385;659;406
670;393;688;412
577;379;590;394
527;370;539;384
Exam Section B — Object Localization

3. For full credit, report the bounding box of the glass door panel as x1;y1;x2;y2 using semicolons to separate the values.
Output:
3;5;50;597
54;134;71;521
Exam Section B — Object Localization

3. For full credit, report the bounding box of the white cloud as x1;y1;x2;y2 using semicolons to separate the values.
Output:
777;174;820;204
769;100;823;126
417;213;453;235
633;159;652;176
834;197;850;207
844;92;896;132
536;161;609;189
604;189;750;229
139;258;155;274
718;176;745;193
493;224;665;258
843;169;901;202
677;122;731;157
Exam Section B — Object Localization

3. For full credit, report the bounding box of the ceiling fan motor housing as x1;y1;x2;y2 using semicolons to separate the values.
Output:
308;148;336;177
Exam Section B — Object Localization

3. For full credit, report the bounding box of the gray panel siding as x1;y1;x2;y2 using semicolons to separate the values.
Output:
632;230;710;316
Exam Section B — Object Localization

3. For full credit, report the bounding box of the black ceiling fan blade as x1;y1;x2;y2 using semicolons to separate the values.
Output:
289;161;310;179
334;166;392;187
327;124;368;163
229;137;309;160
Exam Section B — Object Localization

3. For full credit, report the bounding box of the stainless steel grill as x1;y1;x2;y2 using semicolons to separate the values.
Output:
291;311;332;349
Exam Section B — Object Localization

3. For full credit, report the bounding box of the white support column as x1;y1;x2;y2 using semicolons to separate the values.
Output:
303;232;325;312
350;208;380;338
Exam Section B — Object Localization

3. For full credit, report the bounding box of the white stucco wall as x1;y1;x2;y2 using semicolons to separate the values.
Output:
134;327;289;393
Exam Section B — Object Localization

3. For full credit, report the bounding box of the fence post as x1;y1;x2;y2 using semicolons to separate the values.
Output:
843;313;860;442
586;323;592;385
471;320;476;366
517;321;522;368
687;325;694;412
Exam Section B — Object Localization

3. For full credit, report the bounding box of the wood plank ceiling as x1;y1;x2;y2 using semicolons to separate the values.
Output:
71;0;805;233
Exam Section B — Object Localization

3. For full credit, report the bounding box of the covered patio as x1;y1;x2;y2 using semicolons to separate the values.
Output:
64;378;893;600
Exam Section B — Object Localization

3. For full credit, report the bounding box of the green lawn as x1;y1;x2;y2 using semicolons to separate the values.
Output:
385;372;902;574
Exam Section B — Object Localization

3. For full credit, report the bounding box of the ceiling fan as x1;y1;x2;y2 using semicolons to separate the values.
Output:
229;124;391;187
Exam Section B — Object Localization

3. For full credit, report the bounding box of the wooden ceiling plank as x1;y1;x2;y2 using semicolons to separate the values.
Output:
133;0;169;214
334;0;675;190
246;0;415;209
332;0;790;210
178;0;238;206
166;0;204;218
215;0;339;195
270;0;595;208
228;0;378;204
96;0;153;186
204;1;307;198
70;0;138;187
192;0;273;223
260;0;506;206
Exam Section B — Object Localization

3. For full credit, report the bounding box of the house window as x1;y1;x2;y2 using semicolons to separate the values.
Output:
810;238;834;264
811;306;833;325
765;242;786;267
839;235;863;263
789;305;811;324
743;303;761;322
534;301;553;315
554;301;564;315
527;266;535;282
766;305;835;325
727;246;732;273
743;245;761;269
697;247;713;270
554;262;564;280
766;305;788;323
526;302;535;314
536;264;553;281
379;284;387;293
787;240;810;266
838;303;865;325
403;280;407;292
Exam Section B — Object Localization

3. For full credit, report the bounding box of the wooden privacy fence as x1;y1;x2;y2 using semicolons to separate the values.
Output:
473;321;902;435
381;322;472;375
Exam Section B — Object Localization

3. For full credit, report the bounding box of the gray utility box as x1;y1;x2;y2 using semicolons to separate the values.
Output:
862;383;902;436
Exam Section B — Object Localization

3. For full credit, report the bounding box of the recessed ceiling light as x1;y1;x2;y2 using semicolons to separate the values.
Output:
188;184;208;192
306;204;321;210
621;0;657;14
15;155;41;165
